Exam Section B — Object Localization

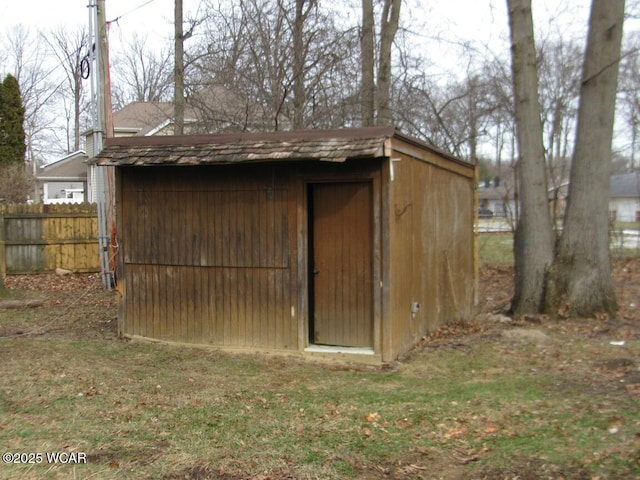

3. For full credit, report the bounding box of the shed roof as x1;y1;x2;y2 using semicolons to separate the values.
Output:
96;127;469;167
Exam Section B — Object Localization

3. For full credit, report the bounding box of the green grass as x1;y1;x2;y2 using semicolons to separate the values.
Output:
0;334;638;479
479;229;640;265
478;233;514;265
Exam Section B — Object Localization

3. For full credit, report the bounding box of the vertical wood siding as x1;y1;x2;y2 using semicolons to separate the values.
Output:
120;166;297;349
116;143;475;361
0;204;99;274
311;182;373;347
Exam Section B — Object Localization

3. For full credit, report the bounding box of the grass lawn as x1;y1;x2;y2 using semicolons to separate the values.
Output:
478;233;514;265
0;261;639;479
1;328;638;479
479;230;640;265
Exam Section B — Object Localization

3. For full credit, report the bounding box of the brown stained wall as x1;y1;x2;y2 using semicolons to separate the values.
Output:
114;143;474;360
117;160;384;352
119;164;298;350
386;148;475;359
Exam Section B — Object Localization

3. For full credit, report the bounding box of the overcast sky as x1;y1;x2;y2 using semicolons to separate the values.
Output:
0;0;196;46
2;0;636;162
0;0;605;83
0;0;597;55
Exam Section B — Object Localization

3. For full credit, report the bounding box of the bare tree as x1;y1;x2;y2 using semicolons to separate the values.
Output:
618;32;640;169
546;0;625;317
43;26;89;152
1;26;63;166
376;0;401;126
506;0;556;315
292;0;315;129
110;34;173;110
191;0;359;131
175;0;186;135
537;38;582;222
361;0;375;126
360;0;401;127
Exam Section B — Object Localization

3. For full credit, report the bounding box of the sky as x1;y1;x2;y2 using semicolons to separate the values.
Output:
0;0;603;89
2;0;616;86
6;1;633;80
0;0;194;32
0;0;198;48
0;0;597;56
0;0;636;162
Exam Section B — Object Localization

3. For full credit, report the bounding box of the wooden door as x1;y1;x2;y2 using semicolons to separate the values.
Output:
310;182;373;347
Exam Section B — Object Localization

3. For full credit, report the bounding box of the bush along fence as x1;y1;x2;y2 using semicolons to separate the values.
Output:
0;203;100;275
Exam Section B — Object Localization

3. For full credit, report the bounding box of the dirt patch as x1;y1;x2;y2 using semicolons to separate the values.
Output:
1;272;117;340
474;456;593;480
501;327;553;343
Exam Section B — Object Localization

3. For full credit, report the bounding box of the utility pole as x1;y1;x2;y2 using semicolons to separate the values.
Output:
88;0;114;289
174;0;185;135
98;0;113;140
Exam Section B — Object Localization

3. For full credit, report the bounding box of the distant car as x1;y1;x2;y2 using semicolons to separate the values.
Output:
478;208;494;218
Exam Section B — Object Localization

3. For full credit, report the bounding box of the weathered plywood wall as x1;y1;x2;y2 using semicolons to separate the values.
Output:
0;203;100;274
387;148;476;358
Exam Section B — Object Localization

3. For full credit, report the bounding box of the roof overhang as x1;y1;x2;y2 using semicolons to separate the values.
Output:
95;127;472;170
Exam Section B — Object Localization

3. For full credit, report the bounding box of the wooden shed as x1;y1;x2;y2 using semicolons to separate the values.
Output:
97;127;477;362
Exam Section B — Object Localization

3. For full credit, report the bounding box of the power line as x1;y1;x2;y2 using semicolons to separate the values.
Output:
107;0;157;25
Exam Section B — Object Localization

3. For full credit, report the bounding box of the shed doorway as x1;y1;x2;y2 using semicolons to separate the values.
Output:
308;182;374;348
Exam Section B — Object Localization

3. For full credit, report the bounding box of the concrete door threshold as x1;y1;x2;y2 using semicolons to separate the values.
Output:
305;344;375;355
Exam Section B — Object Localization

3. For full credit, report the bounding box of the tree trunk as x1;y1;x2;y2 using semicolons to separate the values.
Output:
293;0;314;129
506;0;555;315
545;0;624;317
361;0;375;127
174;0;185;135
377;0;400;126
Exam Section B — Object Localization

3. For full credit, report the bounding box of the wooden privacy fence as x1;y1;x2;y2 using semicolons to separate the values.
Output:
0;203;100;275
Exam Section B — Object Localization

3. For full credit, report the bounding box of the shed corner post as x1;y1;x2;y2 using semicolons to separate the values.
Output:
473;160;480;308
114;167;125;338
296;177;308;353
379;152;393;362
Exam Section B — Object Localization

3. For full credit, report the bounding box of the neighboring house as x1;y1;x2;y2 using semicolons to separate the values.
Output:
96;127;477;362
610;171;640;222
477;178;516;217
114;101;197;137
35;150;88;204
94;85;266;142
86;85;266;201
478;171;640;224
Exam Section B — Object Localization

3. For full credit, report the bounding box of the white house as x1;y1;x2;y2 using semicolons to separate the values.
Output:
35;150;88;204
610;172;640;222
477;178;517;218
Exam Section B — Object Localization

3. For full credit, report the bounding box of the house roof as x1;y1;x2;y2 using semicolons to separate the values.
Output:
96;127;469;167
112;102;196;136
478;186;511;201
37;151;88;181
110;85;261;137
610;172;640;198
